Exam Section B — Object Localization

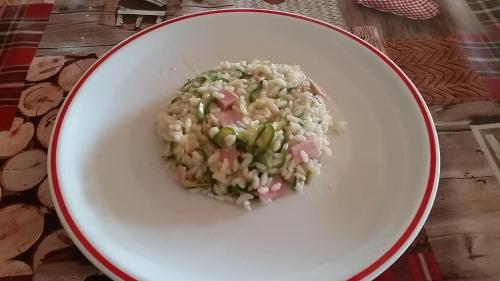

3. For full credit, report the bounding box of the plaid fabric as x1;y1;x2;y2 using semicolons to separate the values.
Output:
466;0;500;27
0;2;53;130
356;0;440;19
460;32;500;98
459;33;500;77
461;0;500;99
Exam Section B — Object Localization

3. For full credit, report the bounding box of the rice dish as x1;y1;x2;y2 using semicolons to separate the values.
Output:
156;60;339;211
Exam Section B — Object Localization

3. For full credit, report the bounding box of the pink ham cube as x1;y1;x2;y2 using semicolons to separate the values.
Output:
259;176;289;202
308;78;330;100
216;89;239;109
215;109;242;126
289;136;321;163
219;147;240;164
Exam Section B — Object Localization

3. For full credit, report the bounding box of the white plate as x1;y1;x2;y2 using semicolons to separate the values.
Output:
48;9;440;281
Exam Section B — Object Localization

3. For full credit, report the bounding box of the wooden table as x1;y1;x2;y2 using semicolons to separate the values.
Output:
2;0;500;280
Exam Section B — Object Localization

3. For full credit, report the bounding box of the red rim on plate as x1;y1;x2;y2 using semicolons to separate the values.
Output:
49;9;438;281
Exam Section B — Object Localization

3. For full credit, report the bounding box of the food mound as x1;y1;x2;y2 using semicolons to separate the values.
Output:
156;60;340;211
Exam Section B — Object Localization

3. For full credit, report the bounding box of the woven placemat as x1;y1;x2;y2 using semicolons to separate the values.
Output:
177;0;348;30
352;26;497;104
385;35;489;106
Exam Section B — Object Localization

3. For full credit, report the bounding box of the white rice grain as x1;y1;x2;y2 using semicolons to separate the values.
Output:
241;156;252;167
236;193;254;205
208;151;220;164
221;158;229;174
291;135;307;143
254;162;267;171
251;174;260;189
260;172;268;187
208;114;219;125
232;159;239;172
270;183;281;191
224;134;236;146
268;100;280;113
300;151;310;163
211;91;224;99
272;138;282;152
287;115;301;123
276;99;288;108
258;186;269;194
209;127;219;138
243;200;252;211
188;97;200;106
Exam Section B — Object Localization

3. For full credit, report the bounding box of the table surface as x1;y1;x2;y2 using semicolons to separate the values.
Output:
2;0;500;280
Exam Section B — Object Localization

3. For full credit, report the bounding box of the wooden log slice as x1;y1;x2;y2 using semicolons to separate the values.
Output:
32;229;73;270
0;260;33;279
36;178;53;209
33;261;99;281
26;56;67;82
18;83;64;117
0;149;47;192
57;58;97;92
36;108;58;149
0;204;44;262
0;117;34;159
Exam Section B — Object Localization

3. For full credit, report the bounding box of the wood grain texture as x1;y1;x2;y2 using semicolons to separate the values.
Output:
176;0;233;17
428;99;500;280
0;118;34;159
99;0;119;26
431;101;500;131
0;260;33;279
439;131;494;179
25;1;500;280
37;10;135;56
36;45;113;57
426;176;500;280
0;204;44;262
0;56;100;279
52;0;105;13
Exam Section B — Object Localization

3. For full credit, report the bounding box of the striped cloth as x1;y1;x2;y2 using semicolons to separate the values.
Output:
0;2;53;130
375;231;443;281
376;250;443;281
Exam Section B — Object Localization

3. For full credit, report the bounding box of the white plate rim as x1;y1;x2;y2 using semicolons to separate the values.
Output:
47;8;440;281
